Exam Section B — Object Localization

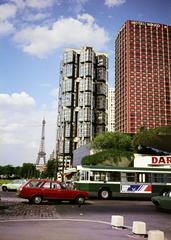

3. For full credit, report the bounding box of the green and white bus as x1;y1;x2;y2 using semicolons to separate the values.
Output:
74;165;171;199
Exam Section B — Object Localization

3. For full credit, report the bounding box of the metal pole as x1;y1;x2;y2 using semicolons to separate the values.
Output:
54;139;59;180
62;120;66;181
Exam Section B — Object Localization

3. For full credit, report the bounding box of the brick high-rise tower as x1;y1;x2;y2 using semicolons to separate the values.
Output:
115;20;171;133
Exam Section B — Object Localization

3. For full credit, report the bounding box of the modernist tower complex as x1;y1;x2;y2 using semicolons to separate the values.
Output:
57;46;108;169
108;88;115;132
115;20;171;133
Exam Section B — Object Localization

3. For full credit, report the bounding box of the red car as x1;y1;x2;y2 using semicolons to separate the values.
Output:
17;179;88;204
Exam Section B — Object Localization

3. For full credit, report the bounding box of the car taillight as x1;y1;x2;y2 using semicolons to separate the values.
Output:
19;186;23;192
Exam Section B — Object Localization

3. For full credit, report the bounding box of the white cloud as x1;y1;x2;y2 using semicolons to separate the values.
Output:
1;132;24;144
25;0;56;9
50;88;58;98
0;91;57;166
10;0;25;9
0;3;17;21
0;21;15;35
10;0;56;9
104;0;126;7
0;123;21;132
77;13;94;24
69;0;88;14
24;12;50;21
0;3;16;35
13;14;109;57
0;92;35;110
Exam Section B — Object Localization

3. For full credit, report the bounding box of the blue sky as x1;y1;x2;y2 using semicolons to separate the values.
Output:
0;0;171;166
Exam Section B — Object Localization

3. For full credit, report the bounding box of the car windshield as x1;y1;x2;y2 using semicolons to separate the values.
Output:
162;191;171;197
12;180;20;184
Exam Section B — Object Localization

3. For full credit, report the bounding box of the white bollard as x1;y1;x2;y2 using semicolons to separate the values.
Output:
132;221;146;235
111;215;124;228
148;230;165;240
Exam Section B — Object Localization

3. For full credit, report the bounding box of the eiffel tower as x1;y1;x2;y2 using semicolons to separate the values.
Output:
36;119;46;169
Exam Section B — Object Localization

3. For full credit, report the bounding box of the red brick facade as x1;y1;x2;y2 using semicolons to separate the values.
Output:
115;20;171;133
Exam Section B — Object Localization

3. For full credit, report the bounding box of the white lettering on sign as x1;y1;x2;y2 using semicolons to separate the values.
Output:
151;156;171;165
131;21;161;28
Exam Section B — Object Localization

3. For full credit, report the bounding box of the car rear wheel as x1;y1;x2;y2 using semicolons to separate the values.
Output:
159;189;169;196
32;196;42;204
75;195;85;205
98;188;111;199
2;186;8;192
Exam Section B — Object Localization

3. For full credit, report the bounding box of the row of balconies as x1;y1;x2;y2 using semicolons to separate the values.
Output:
62;49;107;67
60;78;107;96
61;63;107;80
57;107;106;125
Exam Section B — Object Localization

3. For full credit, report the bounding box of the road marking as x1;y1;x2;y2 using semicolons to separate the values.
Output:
0;197;27;202
0;218;132;231
0;218;111;225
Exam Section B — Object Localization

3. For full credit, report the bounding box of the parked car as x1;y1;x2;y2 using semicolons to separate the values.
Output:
17;179;88;204
151;190;171;211
1;179;27;192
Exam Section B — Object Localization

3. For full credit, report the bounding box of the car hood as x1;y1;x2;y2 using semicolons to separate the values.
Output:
151;196;171;210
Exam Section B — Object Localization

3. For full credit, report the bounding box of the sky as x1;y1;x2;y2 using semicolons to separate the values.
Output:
0;0;171;167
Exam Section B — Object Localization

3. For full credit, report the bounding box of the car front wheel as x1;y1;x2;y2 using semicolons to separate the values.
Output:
32;196;42;204
75;195;85;205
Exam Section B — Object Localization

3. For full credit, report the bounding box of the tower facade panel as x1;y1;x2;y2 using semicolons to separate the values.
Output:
108;88;115;132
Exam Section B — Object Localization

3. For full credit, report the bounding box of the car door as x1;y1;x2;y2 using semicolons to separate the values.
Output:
160;191;171;210
41;182;64;200
41;182;54;199
58;184;78;200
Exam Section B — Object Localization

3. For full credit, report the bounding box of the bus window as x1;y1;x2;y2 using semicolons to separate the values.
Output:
93;172;100;181
121;172;136;182
121;173;127;182
126;173;136;182
90;171;94;181
100;172;106;181
80;170;89;181
153;173;164;183
137;173;151;183
167;174;171;183
107;172;120;182
93;172;106;181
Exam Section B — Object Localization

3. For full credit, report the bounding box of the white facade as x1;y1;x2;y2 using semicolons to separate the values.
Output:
108;88;115;132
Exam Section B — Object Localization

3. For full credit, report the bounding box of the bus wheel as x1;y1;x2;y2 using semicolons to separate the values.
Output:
98;188;111;200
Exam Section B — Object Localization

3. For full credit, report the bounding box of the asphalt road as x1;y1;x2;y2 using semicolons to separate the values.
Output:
0;191;171;240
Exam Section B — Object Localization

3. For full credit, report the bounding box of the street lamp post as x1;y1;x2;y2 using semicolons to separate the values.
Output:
54;139;59;180
62;120;66;182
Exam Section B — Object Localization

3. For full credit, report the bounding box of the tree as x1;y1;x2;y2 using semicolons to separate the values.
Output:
81;132;134;166
20;163;39;179
14;166;22;177
3;165;15;178
43;159;56;179
133;126;171;153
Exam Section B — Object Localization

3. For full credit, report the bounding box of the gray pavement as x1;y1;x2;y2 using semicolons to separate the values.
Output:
0;192;170;240
0;219;144;240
